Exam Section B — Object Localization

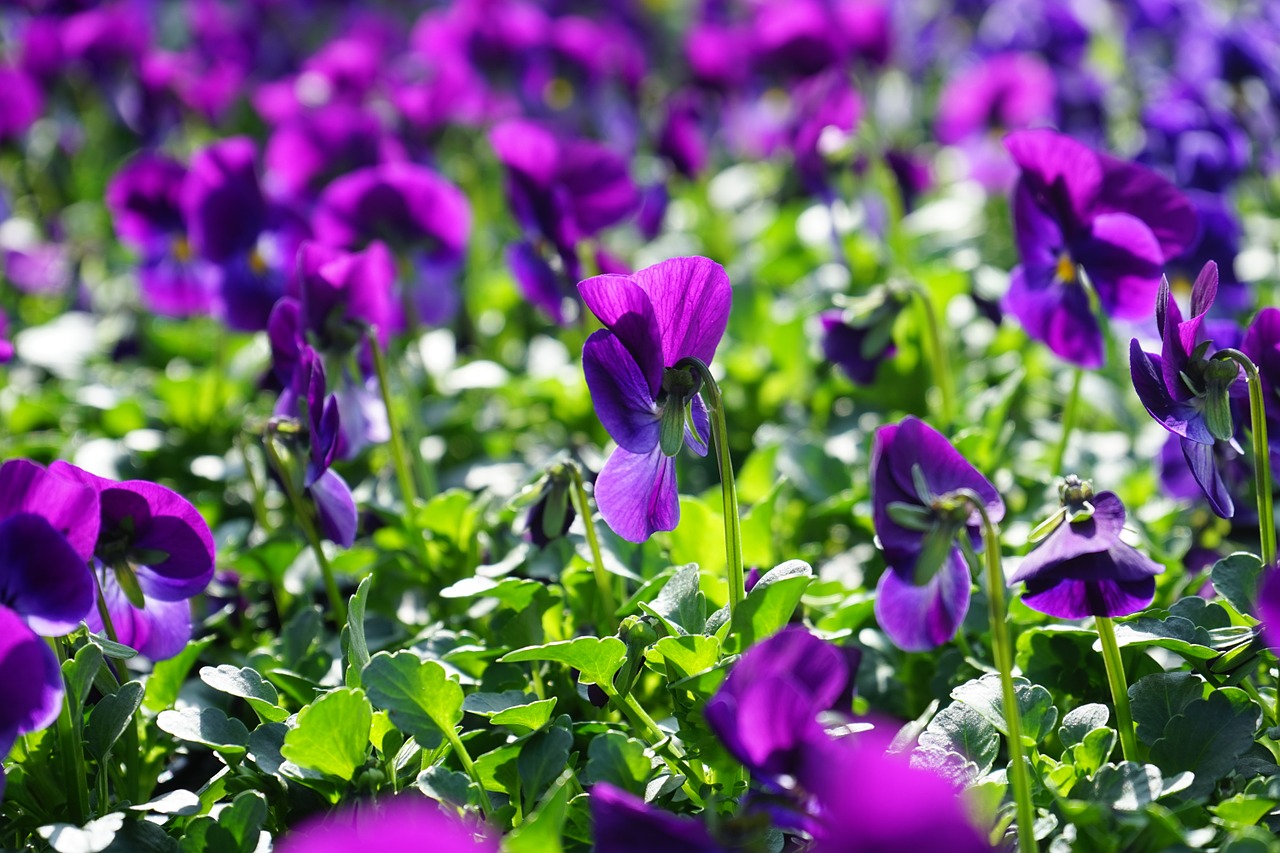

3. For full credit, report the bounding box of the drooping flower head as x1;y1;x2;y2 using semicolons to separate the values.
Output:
50;462;215;660
278;797;495;852
578;257;731;542
871;416;1004;651
1130;261;1242;517
0;459;100;795
704;626;859;782
1004;128;1198;368
1010;477;1164;618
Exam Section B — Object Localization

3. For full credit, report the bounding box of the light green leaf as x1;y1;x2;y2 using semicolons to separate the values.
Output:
280;687;372;779
500;637;628;687
346;575;373;688
199;665;287;723
145;637;214;712
157;707;249;761
362;651;463;748
726;561;812;653
491;698;558;734
505;770;574;853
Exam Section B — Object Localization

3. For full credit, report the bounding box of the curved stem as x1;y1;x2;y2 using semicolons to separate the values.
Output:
442;726;494;820
1214;349;1275;568
568;463;617;628
1095;617;1138;762
677;358;745;618
600;682;706;807
1051;368;1083;475
955;491;1037;853
911;285;956;427
369;332;422;510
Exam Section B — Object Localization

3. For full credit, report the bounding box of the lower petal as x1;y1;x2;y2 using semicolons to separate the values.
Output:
873;551;971;652
0;604;64;741
595;446;679;543
0;514;95;637
1004;265;1104;368
1021;575;1155;620
86;569;193;661
310;469;358;548
1181;439;1235;518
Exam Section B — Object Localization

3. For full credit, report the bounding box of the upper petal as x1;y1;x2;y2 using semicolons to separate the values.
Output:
578;275;664;396
1095;153;1199;258
1073;211;1164;321
1004;128;1102;229
0;514;95;636
582;330;661;453
0;459;100;562
630;257;732;367
1129;340;1214;443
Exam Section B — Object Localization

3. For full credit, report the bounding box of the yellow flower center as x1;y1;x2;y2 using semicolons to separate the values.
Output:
172;235;192;263
1056;252;1077;284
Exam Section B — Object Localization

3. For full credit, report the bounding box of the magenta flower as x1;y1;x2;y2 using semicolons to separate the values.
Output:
0;309;12;364
278;797;495;853
1010;481;1163;619
591;784;725;853
578;257;731;542
1004;128;1197;367
50;462;215;660
1130;261;1241;517
871;417;1004;651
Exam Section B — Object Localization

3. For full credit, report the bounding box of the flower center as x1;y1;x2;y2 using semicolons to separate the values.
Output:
1055;252;1077;285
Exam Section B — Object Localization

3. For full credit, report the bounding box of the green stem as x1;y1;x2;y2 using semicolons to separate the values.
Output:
601;684;706;807
568;463;617;628
368;332;422;511
49;639;90;825
1051;368;1083;475
1214;349;1276;568
92;568;119;644
443;726;494;820
263;435;347;625
912;286;956;427
678;358;744;618
1095;617;1138;762
956;491;1036;853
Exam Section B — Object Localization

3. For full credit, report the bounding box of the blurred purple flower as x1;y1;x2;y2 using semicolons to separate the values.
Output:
507;240;573;325
1260;569;1280;646
1140;84;1249;193
312;162;470;326
264;104;403;201
1010;485;1163;619
278;797;495;853
1167;191;1249;315
4;241;71;296
1242;307;1280;437
578;257;730;542
51;462;216;660
1130;262;1241;517
0;66;44;143
1004;128;1198;368
820;309;896;385
871;416;1004;651
294;240;402;350
704;626;859;781
591;784;725;853
0;309;12;363
790;68;861;195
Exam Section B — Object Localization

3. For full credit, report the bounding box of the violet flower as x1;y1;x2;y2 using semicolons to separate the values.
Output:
264;103;402;202
871;416;1004;651
578;257;730;542
278;797;495;853
0;309;12;363
704;626;859;782
1242;306;1280;439
1010;478;1163;619
1004;128;1198;368
50;462;215;660
591;784;725;853
1130;261;1241;517
311;162;471;326
0;66;43;144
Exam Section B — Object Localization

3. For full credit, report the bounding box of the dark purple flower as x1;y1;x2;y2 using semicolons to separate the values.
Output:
591;783;725;853
1010;481;1163;619
50;462;216;660
295;240;401;350
871;416;1004;651
1260;569;1280;647
507;240;574;325
658;93;709;180
278;797;495;852
704;626;858;781
1130;262;1241;517
578;257;730;542
0;309;12;363
1167;191;1249;316
311;162;470;326
1242;307;1280;436
1003;128;1198;368
264;104;402;201
798;729;993;852
820;309;897;385
0;66;43;143
1139;84;1249;193
790;68;861;195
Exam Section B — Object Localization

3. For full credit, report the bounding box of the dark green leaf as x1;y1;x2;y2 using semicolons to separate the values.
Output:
647;563;705;635
586;732;653;796
518;726;573;806
86;681;143;760
1128;672;1207;747
157;707;249;760
1149;687;1262;798
914;700;999;777
1211;553;1266;618
951;674;1058;746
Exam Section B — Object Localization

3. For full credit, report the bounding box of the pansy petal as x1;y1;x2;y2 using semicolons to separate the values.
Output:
1004;128;1101;225
311;469;358;548
1009;491;1129;583
595;446;679;543
0;459;100;561
578;275;664;396
0;514;94;636
631;256;732;367
1021;573;1156;620
87;569;192;661
583;330;661;453
1095;153;1199;258
1129;340;1214;443
102;481;216;602
1181;438;1235;518
1074;212;1163;321
874;550;971;652
705;675;827;777
684;393;710;457
0;605;64;740
883;417;1004;522
1004;263;1104;368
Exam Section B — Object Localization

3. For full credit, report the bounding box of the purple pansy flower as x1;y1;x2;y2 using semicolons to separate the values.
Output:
1010;478;1164;619
264;103;403;202
578;257;730;543
871;416;1004;651
50;462;216;660
1242;307;1280;440
1004;128;1198;368
0;66;44;143
1260;569;1280;648
819;303;899;386
1130;261;1241;517
0;459;101;796
0;309;12;363
311;162;471;326
704;626;859;782
278;797;495;852
591;783;725;853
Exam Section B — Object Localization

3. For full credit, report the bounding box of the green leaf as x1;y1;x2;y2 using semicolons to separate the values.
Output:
1069;727;1118;778
1128;672;1208;747
63;643;104;712
1212;794;1279;828
586;732;653;796
415;765;472;808
86;681;144;760
38;813;125;853
464;690;534;717
280;688;372;779
491;698;558;734
518;725;574;806
647;635;721;682
346;575;373;689
1058;703;1110;748
741;481;784;568
1149;687;1262;798
218;791;268;853
667;497;724;577
362;651;463;749
1211;553;1265;618
951;674;1058;746
1085;762;1192;812
500;637;628;687
157;707;249;761
1109;614;1218;660
726;560;812;653
199;665;288;723
475;742;521;795
145;637;213;713
914;699;999;779
506;770;574;853
86;632;138;660
646;563;705;635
